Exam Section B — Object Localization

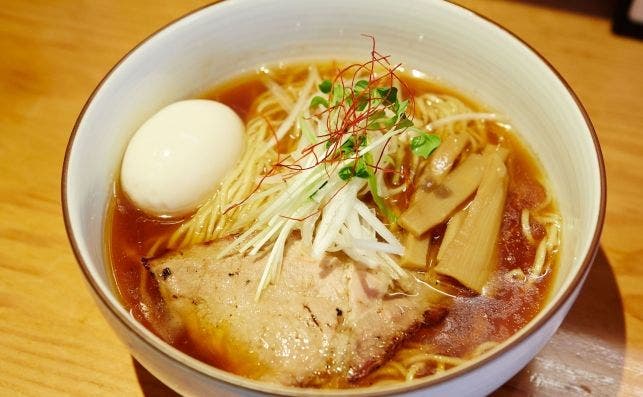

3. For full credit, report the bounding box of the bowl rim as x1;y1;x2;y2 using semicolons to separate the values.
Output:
62;0;606;395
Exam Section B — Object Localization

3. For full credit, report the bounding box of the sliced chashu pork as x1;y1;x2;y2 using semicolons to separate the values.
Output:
149;238;446;387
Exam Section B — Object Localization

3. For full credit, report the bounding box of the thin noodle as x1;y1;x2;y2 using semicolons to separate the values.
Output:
471;341;499;356
507;268;527;282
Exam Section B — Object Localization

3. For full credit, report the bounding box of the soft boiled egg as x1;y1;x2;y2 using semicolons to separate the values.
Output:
120;99;244;217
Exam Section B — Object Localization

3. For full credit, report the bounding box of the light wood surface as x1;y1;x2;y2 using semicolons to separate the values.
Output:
1;1;641;396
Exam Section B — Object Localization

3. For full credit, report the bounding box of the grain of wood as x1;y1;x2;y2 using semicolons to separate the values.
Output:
0;0;641;396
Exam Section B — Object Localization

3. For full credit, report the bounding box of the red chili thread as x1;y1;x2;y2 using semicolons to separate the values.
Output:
225;36;416;216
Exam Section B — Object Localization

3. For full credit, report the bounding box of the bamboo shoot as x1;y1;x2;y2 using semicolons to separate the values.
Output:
437;209;466;261
433;152;508;293
399;153;485;236
427;132;470;184
400;233;430;270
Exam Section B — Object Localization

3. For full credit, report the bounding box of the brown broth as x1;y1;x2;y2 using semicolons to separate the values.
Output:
107;63;557;386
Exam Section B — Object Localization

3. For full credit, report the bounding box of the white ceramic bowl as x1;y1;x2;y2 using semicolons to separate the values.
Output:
62;0;605;395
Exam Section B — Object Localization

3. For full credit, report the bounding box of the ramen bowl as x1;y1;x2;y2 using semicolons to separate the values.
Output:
62;0;605;395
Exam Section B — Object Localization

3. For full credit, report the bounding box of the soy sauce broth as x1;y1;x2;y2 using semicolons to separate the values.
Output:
106;62;558;384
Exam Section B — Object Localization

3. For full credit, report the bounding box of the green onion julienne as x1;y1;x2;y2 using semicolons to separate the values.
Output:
220;54;444;300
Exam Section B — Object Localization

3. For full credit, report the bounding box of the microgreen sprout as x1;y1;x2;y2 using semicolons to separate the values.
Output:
411;133;441;158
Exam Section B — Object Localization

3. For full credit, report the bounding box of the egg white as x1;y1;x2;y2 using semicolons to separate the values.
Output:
120;99;245;217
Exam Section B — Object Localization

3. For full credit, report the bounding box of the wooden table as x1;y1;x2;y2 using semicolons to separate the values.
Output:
1;1;641;395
